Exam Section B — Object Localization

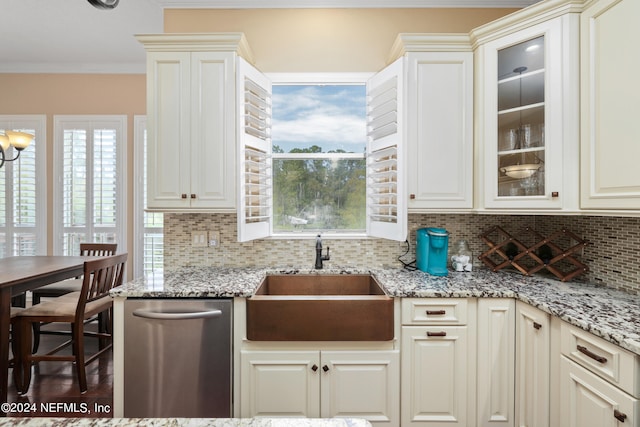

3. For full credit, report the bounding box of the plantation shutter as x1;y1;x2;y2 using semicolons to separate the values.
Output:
0;117;45;257
366;58;407;242
237;58;272;242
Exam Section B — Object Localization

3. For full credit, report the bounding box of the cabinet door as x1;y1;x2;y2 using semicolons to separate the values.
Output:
560;356;638;427
240;350;320;418
580;0;640;210
189;51;236;209
321;350;399;426
477;298;515;427
146;51;192;209
477;15;579;210
406;51;473;210
515;302;550;427
401;326;469;427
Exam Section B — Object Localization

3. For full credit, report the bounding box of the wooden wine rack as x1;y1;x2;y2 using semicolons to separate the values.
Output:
478;226;589;282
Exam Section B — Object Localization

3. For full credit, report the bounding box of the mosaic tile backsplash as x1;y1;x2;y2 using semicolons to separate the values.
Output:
164;213;640;295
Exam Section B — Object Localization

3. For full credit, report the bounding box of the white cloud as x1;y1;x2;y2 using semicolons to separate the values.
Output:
272;85;366;151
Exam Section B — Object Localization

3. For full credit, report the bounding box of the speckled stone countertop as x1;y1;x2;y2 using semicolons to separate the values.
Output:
111;266;640;356
0;418;372;427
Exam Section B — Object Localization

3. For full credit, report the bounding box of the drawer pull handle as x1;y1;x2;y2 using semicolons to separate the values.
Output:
533;322;542;330
614;409;627;423
426;310;446;315
427;331;447;337
577;345;607;364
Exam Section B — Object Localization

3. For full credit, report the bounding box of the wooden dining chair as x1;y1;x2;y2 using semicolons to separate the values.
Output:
12;253;127;394
30;242;118;352
31;243;118;305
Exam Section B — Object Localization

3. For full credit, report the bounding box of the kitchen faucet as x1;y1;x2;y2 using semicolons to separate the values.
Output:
315;234;330;269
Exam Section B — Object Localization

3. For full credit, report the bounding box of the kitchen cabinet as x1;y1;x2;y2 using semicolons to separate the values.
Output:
515;302;550;427
240;349;399;426
477;298;515;427
559;320;639;427
388;35;474;211
400;298;475;427
580;0;640;210
560;358;638;427
138;34;253;211
473;7;580;211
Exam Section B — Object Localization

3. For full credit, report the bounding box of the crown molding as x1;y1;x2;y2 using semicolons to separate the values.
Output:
469;0;585;47
153;0;539;8
388;33;472;62
135;32;254;63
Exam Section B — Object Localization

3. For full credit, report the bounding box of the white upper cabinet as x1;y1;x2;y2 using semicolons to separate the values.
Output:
473;7;580;211
138;34;253;212
580;0;640;210
389;35;474;211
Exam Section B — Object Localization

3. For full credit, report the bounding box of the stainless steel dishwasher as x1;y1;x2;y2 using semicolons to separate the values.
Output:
123;298;232;418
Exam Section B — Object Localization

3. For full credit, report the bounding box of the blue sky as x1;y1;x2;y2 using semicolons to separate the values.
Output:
271;84;367;153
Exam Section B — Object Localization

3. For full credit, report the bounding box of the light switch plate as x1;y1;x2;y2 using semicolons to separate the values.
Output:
191;231;208;247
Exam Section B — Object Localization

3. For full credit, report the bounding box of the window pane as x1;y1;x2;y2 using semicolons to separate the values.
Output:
273;157;366;232
1;125;39;257
93;129;117;227
13;134;37;228
63;130;87;228
14;232;36;256
272;85;366;153
143;232;163;276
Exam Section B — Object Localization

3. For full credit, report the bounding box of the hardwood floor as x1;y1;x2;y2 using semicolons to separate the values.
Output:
6;322;113;418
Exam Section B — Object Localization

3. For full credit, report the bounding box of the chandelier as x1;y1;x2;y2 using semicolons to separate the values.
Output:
0;131;34;169
87;0;120;9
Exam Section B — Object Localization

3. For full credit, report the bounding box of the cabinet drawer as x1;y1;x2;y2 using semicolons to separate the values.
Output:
561;321;640;397
402;298;468;325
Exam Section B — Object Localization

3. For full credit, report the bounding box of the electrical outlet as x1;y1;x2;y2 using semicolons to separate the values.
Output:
209;231;220;247
191;231;208;247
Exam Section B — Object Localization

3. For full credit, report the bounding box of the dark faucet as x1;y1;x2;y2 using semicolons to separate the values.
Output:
315;234;330;269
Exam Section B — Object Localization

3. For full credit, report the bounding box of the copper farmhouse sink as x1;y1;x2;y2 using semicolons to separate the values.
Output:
246;274;394;341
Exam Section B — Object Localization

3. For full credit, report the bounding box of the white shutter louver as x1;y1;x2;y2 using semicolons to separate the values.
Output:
237;58;272;242
366;58;407;241
368;146;398;223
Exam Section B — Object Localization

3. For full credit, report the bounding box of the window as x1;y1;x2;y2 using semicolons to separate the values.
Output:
0;115;47;257
238;62;406;242
53;116;127;255
271;83;367;235
134;115;163;278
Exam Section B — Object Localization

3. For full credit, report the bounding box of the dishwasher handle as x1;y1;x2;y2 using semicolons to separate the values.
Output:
132;308;223;320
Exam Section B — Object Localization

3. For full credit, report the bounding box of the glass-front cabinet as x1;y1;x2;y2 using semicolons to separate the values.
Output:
497;36;545;198
475;12;580;211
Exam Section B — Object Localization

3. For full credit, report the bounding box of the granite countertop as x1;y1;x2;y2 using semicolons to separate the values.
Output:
0;418;372;427
111;266;640;356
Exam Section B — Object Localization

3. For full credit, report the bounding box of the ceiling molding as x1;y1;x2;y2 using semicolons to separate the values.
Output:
153;0;539;8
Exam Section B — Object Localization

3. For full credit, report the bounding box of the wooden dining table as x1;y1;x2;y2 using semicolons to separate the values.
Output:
0;256;99;414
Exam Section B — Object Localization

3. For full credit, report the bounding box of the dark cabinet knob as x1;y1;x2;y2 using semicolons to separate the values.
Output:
311;364;318;372
190;194;196;199
614;409;627;423
322;365;329;372
181;194;187;199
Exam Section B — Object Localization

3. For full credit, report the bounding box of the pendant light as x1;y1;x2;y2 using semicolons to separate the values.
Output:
500;66;541;180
